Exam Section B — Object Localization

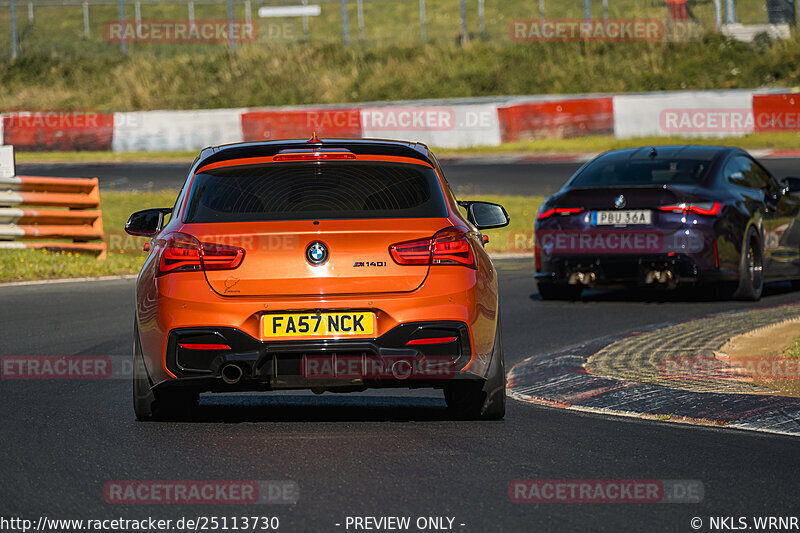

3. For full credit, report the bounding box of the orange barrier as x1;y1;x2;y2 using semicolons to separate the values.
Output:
752;93;800;132
1;112;114;152
0;176;106;259
497;98;614;142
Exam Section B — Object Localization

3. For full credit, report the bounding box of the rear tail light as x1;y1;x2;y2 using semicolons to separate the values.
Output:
157;232;245;276
537;207;584;220
659;202;722;216
712;239;719;268
389;228;476;269
201;241;246;271
158;233;202;274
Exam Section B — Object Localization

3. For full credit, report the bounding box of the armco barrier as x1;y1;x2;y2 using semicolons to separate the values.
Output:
241;109;362;141
497;98;613;142
1;112;114;151
753;93;800;132
0;176;106;259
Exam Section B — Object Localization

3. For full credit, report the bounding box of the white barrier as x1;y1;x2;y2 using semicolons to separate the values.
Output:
111;108;246;152
613;90;756;139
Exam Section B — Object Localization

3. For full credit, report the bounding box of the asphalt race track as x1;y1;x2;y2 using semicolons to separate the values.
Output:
18;158;800;197
2;261;800;531
4;159;800;531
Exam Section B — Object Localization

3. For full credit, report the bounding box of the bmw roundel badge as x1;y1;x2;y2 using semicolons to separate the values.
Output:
306;241;329;265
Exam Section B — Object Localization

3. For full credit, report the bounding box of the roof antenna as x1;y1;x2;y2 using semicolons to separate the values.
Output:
649;147;658;159
307;132;322;144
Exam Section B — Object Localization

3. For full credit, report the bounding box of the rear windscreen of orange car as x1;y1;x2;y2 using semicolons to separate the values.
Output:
184;162;448;222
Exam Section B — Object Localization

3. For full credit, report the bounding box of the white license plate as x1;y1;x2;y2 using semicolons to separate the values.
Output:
592;210;652;226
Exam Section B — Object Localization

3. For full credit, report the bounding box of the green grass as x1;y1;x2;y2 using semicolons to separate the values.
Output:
0;190;540;283
785;336;800;359
12;131;800;164
14;150;199;163
443;132;800;154
2;31;800;111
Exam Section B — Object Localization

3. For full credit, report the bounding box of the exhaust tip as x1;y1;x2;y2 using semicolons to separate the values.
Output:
220;363;243;385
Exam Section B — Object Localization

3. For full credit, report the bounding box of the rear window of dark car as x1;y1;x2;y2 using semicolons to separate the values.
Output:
571;157;714;187
184;162;448;222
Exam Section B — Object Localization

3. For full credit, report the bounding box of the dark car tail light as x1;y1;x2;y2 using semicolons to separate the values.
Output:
537;207;584;220
157;232;245;276
389;228;476;268
659;202;722;216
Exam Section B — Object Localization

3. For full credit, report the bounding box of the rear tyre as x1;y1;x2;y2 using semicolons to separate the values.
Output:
133;320;157;421
537;282;582;301
444;320;505;420
732;227;764;301
133;320;197;421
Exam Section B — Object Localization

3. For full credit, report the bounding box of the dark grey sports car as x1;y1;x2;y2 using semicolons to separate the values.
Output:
534;145;800;300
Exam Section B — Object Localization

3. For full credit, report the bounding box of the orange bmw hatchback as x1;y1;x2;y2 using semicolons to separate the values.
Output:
125;137;510;421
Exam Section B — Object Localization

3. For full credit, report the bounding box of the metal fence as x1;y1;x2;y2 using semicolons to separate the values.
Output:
0;0;796;58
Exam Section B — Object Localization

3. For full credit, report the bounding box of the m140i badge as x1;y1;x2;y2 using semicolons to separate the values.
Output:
353;261;387;267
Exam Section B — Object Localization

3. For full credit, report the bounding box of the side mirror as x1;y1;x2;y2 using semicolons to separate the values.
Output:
459;201;510;230
125;208;172;237
782;177;800;194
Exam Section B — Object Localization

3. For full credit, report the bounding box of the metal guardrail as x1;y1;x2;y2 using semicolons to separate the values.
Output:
0;176;107;258
1;0;796;59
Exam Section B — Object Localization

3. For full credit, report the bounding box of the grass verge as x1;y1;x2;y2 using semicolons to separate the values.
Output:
13;132;800;165
0;191;540;283
785;336;800;360
721;320;800;397
2;34;800;111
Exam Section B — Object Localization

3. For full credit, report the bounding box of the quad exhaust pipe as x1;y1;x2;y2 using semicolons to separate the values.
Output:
568;271;597;286
645;269;675;285
220;363;243;385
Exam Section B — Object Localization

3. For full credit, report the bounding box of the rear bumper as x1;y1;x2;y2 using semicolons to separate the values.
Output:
136;266;499;386
153;321;476;393
535;253;737;286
